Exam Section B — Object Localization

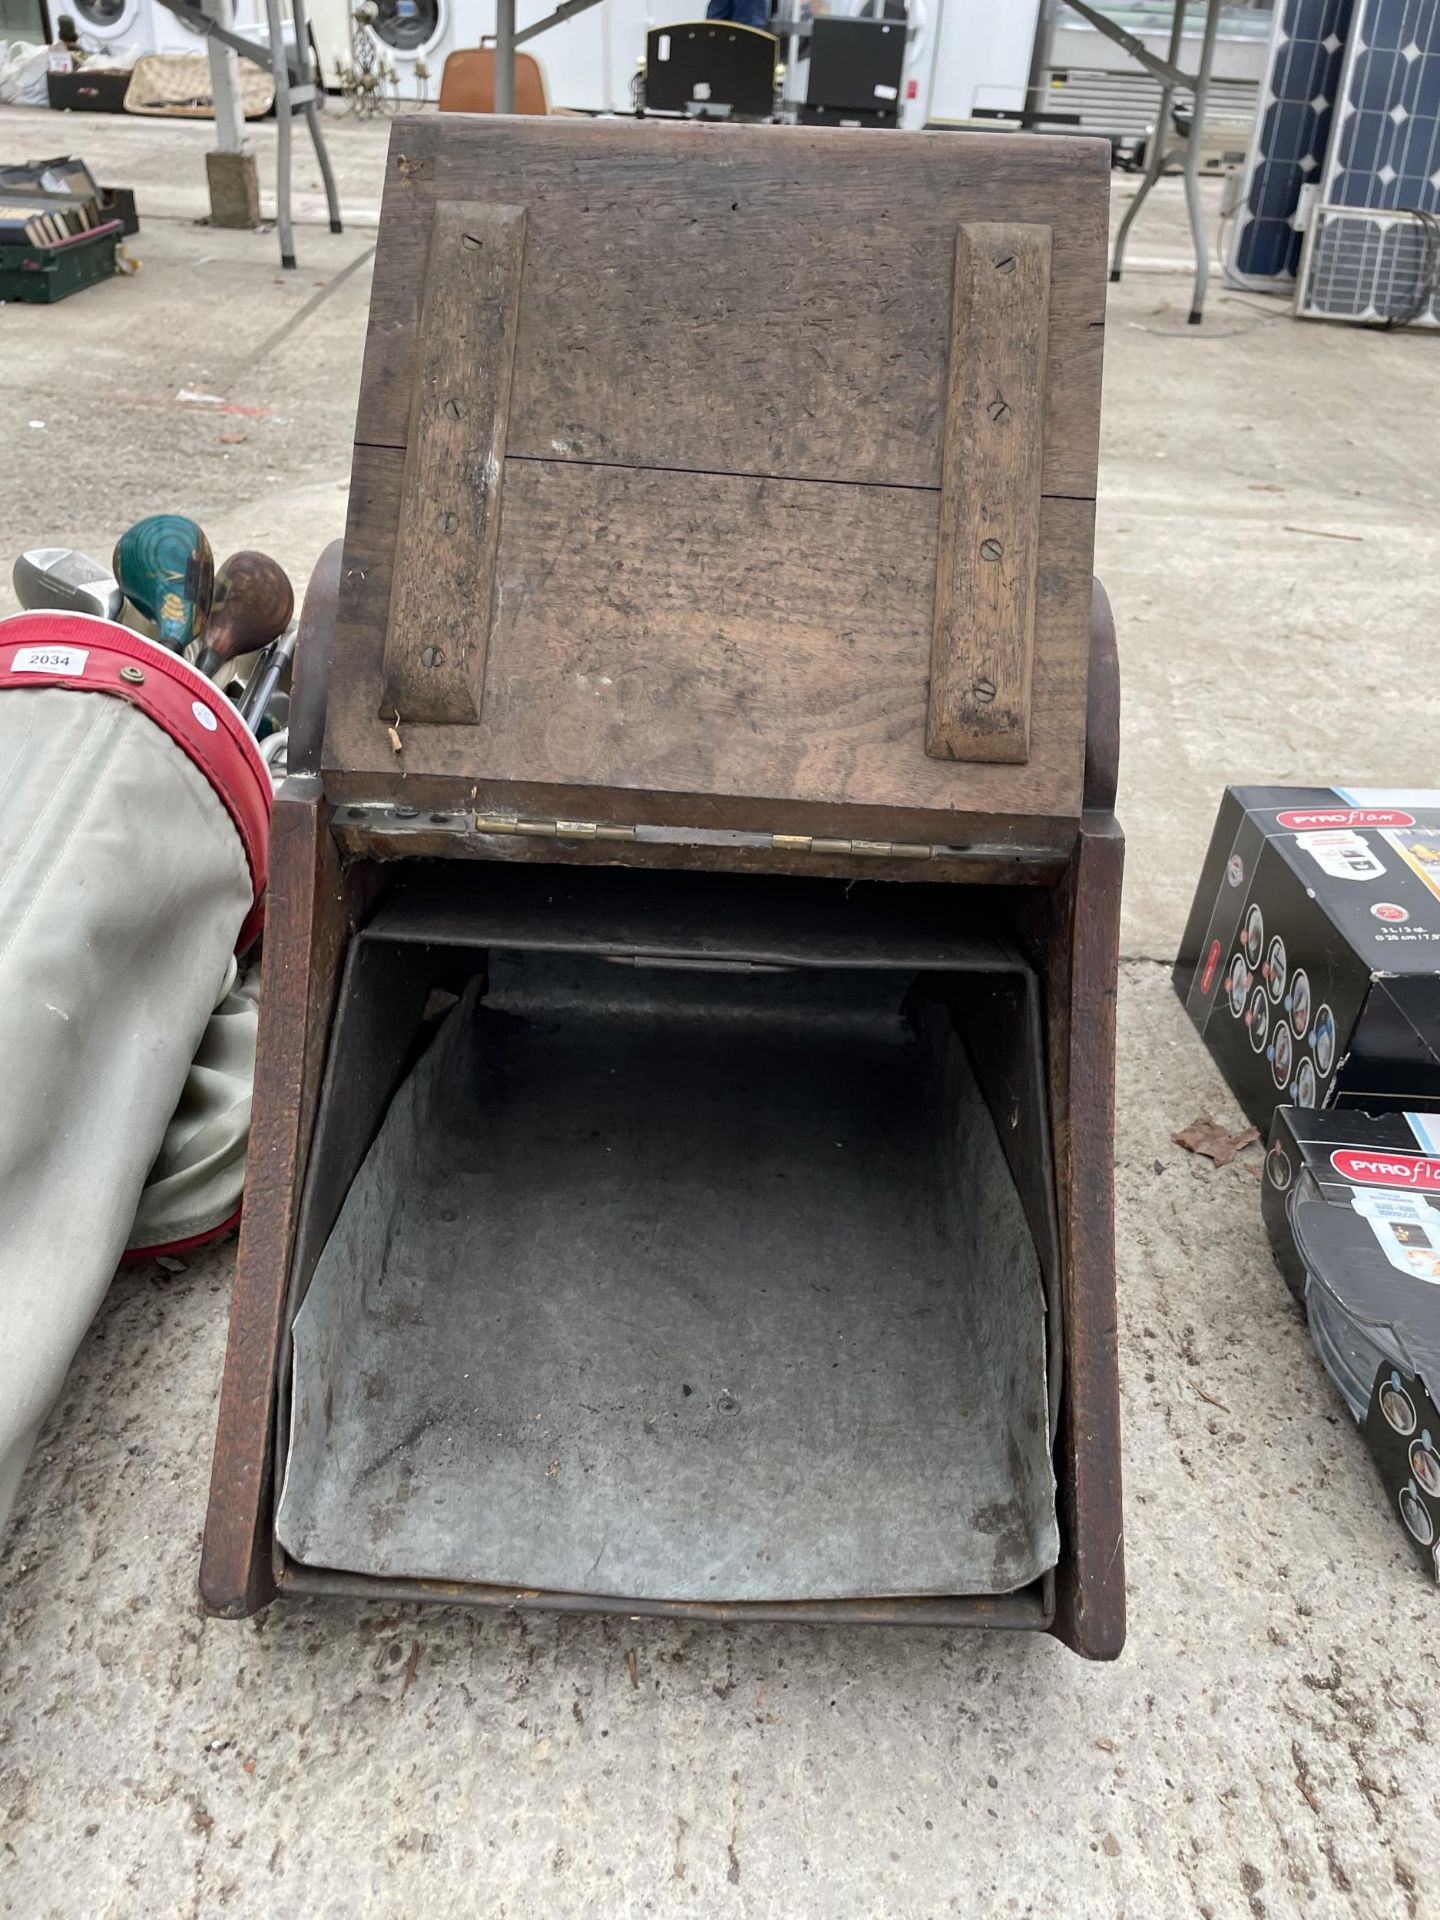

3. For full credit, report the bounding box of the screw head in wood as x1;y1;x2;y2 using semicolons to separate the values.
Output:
994;254;1017;274
979;538;1003;562
420;645;446;668
973;677;997;704
986;397;1011;424
442;397;466;421
436;510;459;533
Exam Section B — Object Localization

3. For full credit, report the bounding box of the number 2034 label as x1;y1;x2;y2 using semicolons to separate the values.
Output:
8;645;90;676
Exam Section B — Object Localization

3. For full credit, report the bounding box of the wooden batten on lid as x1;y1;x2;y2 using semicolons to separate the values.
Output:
381;200;527;726
927;221;1050;767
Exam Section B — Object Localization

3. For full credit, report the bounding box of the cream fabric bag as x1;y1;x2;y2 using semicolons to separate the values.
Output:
0;676;259;1535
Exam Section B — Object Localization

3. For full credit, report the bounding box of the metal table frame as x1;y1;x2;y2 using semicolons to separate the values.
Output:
1031;0;1225;323
156;0;1226;312
494;0;608;114
154;0;341;271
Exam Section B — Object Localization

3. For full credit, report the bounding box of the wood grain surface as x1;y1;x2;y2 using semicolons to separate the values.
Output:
1022;813;1127;1659
927;223;1050;765
360;116;1107;498
381;200;527;724
1084;576;1120;812
329;443;1093;848
200;782;374;1615
286;537;344;775
329;116;1110;846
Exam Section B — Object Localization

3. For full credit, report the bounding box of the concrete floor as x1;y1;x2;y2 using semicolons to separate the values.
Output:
2;106;1439;1919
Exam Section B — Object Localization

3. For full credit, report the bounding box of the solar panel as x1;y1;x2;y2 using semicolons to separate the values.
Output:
1227;0;1356;290
1299;0;1440;322
1300;204;1440;318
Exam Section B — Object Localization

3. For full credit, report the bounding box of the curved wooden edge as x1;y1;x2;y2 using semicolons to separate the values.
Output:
1039;814;1126;1658
1084;575;1120;815
286;538;344;777
200;780;368;1615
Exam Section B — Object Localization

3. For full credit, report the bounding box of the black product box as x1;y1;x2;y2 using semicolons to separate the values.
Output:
47;70;132;115
642;24;775;119
1263;1103;1440;1579
802;17;905;126
1175;787;1440;1136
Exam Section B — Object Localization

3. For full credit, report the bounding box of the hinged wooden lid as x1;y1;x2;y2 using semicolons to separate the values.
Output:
326;116;1108;858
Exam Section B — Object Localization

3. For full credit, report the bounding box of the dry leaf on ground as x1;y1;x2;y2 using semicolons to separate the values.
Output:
1171;1115;1260;1167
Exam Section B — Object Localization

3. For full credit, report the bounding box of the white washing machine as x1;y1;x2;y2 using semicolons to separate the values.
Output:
68;0;152;52
72;0;272;60
149;0;218;55
361;0;455;100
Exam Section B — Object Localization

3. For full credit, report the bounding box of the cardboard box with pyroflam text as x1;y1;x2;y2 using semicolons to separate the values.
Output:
1263;1104;1440;1581
1174;788;1440;1137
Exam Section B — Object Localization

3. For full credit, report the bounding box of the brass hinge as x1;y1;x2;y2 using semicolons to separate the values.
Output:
770;833;931;860
474;813;637;843
476;813;933;860
332;802;1054;868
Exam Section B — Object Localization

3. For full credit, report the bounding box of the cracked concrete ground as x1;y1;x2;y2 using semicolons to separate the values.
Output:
2;106;1439;1920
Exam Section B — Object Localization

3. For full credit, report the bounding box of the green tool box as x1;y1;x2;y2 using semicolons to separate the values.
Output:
0;220;121;305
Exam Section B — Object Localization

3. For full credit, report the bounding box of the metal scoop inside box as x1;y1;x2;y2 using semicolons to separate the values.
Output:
269;867;1062;1623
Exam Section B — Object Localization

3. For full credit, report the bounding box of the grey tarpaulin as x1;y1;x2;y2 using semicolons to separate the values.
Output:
127;955;261;1256
0;680;256;1535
